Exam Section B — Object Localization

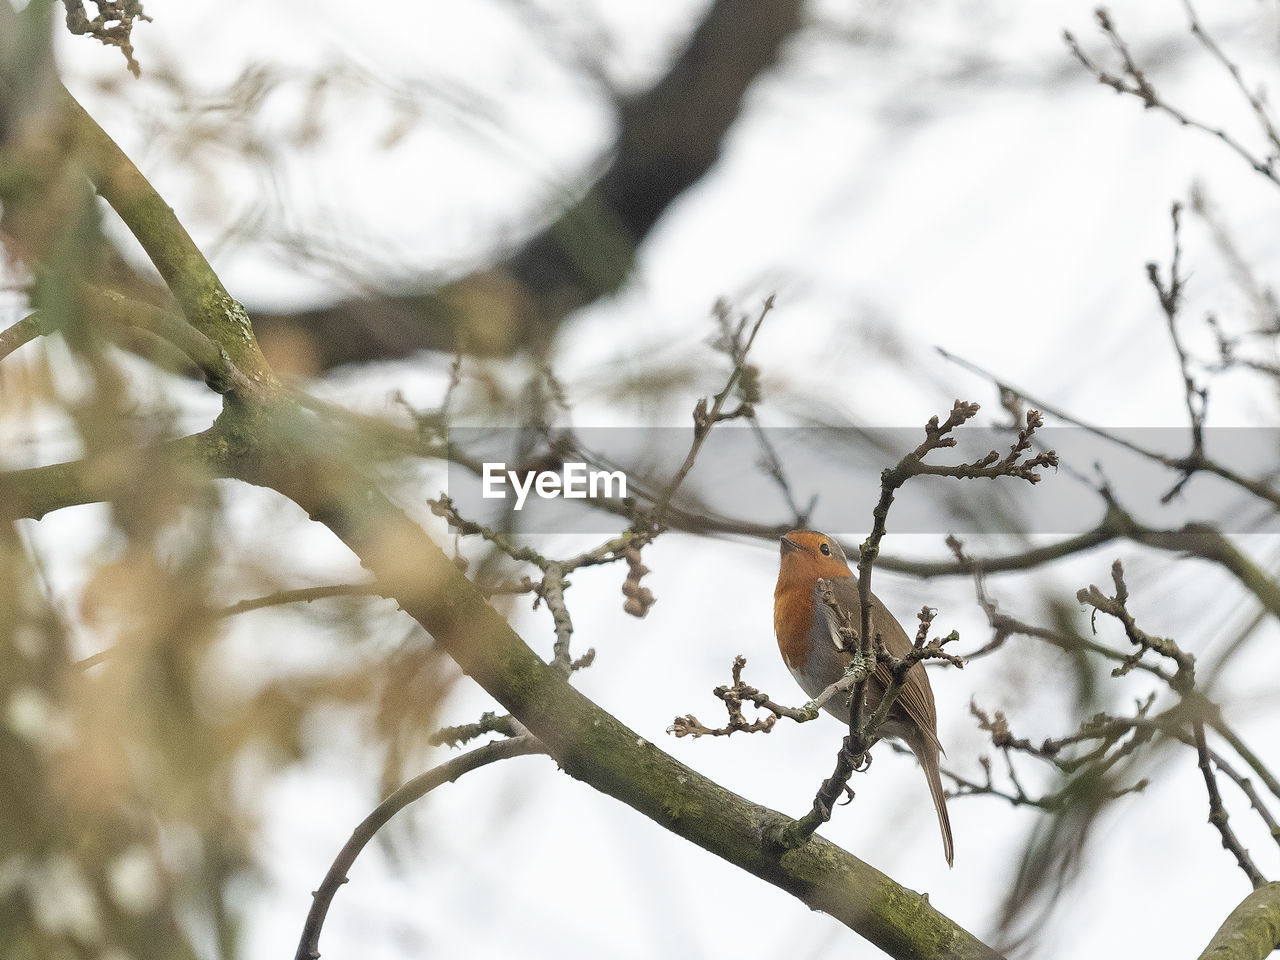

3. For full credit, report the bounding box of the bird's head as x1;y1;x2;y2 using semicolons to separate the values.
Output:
777;529;854;583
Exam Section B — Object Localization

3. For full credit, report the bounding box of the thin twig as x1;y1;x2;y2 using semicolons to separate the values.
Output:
218;583;385;617
1210;748;1280;851
1065;12;1280;186
1180;0;1280;159
936;345;1280;511
0;311;54;362
294;735;545;960
946;535;1173;680
543;563;575;676
1209;718;1280;804
430;712;518;748
668;656;818;737
1194;721;1266;888
1076;559;1196;691
654;296;774;520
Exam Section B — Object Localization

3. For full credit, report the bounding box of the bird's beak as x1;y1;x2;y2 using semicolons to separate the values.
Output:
780;534;801;555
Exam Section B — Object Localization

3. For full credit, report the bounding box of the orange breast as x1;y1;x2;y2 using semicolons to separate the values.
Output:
773;583;816;670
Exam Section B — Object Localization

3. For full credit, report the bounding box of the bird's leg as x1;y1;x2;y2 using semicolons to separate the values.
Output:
837;739;873;775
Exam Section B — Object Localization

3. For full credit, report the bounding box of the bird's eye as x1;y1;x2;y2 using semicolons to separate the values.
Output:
819;542;831;556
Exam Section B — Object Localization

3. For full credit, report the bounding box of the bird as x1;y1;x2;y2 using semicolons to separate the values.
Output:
773;529;954;867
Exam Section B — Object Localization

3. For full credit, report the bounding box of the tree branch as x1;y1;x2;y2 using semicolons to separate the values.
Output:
62;89;274;384
246;0;804;366
0;429;229;521
1196;882;1280;960
295;735;546;960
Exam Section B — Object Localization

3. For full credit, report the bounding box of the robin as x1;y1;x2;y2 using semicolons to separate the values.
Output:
773;529;954;867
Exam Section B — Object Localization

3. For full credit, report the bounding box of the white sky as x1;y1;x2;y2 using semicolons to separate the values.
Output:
31;0;1280;958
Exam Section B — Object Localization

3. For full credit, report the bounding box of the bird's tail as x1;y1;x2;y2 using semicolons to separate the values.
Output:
918;741;954;868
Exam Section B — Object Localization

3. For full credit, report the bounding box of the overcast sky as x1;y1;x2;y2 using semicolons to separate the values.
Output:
38;1;1280;957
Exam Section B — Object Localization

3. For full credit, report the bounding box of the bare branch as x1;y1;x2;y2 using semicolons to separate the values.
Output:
1194;882;1280;960
655;295;775;520
1065;11;1280;186
1076;559;1196;691
668;656;817;738
1194;722;1267;889
0;310;53;362
295;735;545;960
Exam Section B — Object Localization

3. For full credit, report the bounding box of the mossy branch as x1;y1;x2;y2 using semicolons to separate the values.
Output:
63;90;274;386
1196;882;1280;960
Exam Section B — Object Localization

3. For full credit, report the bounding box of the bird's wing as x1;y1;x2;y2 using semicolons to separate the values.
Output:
820;577;942;753
874;659;942;753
